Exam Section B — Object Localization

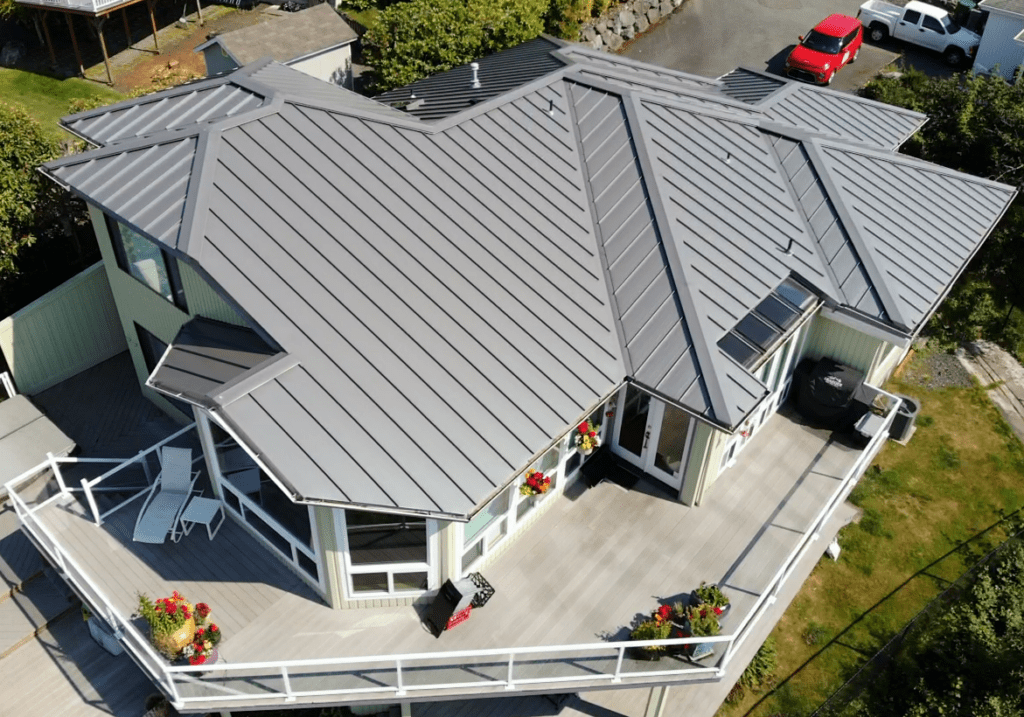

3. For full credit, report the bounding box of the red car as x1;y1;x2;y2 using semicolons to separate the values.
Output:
784;14;863;85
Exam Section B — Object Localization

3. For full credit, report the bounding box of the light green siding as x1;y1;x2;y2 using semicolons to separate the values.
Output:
695;426;730;503
868;342;907;385
803;315;885;375
0;262;127;395
89;204;244;421
680;421;714;505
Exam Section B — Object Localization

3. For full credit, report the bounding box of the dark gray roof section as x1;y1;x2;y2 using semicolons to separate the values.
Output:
716;68;787;105
42;53;1016;515
375;37;570;120
147;317;278;407
761;84;927;151
63;76;266;146
770;133;888;321
816;142;1017;329
194;4;356;66
0;396;76;490
558;46;719;89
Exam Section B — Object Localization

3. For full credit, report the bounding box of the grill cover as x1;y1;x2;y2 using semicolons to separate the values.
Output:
795;358;871;429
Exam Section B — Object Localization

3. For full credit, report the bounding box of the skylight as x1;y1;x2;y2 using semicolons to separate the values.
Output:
718;278;817;369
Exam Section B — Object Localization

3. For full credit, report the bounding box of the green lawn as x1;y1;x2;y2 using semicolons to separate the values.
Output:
0;68;123;136
718;353;1024;715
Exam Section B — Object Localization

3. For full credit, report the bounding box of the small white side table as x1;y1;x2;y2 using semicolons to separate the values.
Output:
180;496;225;541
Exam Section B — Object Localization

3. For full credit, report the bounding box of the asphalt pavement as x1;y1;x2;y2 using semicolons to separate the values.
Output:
620;0;950;93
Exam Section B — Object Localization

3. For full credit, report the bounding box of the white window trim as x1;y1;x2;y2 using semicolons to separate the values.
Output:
198;411;326;594
335;509;439;600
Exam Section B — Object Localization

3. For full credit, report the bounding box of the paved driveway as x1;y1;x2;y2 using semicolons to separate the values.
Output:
621;0;901;92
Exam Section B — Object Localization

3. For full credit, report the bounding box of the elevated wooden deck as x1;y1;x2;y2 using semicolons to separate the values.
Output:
28;405;864;709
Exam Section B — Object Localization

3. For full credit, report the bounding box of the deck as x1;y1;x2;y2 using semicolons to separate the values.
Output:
24;402;866;709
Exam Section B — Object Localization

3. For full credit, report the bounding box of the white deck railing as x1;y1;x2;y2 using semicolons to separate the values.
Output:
15;0;130;13
0;371;15;399
5;389;900;709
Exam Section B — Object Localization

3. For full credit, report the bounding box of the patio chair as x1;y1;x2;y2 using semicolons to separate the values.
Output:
132;447;200;544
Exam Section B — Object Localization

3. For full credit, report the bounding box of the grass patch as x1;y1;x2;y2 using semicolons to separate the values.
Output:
0;68;122;137
716;362;1024;717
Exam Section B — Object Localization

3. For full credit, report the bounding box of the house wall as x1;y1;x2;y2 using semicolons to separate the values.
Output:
201;46;240;78
867;342;907;386
975;11;1024;80
88;204;245;422
290;44;353;87
316;506;345;609
802;314;887;375
679;421;717;505
0;262;127;395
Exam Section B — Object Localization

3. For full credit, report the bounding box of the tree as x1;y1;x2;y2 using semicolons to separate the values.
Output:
0;102;61;282
365;0;546;92
860;70;1024;354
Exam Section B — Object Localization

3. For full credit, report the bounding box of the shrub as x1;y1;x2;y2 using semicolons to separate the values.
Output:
739;636;778;690
545;0;592;39
693;581;731;608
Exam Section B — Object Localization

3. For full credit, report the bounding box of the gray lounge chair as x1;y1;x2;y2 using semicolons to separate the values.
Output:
132;447;200;544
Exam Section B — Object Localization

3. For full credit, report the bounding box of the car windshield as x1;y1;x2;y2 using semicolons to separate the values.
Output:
802;30;843;54
943;15;961;33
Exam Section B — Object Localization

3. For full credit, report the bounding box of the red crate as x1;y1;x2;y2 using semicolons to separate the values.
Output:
445;605;472;630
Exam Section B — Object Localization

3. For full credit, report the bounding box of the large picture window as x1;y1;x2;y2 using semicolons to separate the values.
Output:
107;216;187;312
343;509;431;596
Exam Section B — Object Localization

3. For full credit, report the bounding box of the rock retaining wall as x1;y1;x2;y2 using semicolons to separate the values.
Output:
578;0;685;52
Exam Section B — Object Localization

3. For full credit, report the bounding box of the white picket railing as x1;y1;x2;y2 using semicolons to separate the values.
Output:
4;390;900;709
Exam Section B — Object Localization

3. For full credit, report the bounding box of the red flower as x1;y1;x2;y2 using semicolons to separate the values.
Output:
196;603;211;618
657;605;672;620
714;606;723;616
188;654;206;666
172;591;182;600
588;431;596;438
209;624;218;632
577;422;588;434
699;609;707;618
166;603;178;615
196;628;205;637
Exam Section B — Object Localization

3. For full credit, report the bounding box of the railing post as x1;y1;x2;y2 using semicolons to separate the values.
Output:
280;666;296;702
505;653;515;690
48;452;69;495
717;635;737;673
395;659;405;697
81;478;102;527
613;645;625;683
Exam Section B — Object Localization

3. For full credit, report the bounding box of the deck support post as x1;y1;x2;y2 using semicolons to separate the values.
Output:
644;685;670;717
122;8;132;49
145;0;160;53
195;0;204;26
91;16;113;85
400;704;411;717
66;13;85;77
39;11;57;70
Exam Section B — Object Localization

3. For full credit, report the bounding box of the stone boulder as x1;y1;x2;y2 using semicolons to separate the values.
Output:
646;7;660;24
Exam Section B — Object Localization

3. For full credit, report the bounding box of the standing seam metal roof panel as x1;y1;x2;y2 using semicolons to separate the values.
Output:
716;68;788;104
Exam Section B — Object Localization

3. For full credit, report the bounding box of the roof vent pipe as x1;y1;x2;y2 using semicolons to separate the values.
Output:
471;62;481;89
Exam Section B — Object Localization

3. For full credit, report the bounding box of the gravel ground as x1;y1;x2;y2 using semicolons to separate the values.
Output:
900;349;975;389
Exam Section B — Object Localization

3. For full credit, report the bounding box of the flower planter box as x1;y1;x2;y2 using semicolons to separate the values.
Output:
87;615;124;656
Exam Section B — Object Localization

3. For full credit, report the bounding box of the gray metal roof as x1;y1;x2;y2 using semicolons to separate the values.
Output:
42;51;1016;517
63;76;266;146
248;63;410;119
375;36;570;120
147;317;278;407
0;395;76;489
195;4;356;67
761;83;927;151
716;68;787;104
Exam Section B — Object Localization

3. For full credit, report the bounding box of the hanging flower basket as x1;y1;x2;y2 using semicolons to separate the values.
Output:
575;421;600;455
519;468;551;497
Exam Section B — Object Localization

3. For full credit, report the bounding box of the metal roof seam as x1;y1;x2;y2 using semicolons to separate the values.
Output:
621;91;737;425
801;139;910;331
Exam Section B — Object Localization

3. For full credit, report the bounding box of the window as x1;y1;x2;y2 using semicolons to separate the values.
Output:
136;324;195;417
107;216;188;311
802;30;843;54
903;9;921;24
843;29;860;47
922;15;944;33
346;511;427;565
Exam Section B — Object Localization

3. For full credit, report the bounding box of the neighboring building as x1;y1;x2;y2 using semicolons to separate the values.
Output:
974;0;1024;79
13;37;1016;715
196;3;357;87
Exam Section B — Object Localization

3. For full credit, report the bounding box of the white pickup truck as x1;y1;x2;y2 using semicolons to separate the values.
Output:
858;0;981;67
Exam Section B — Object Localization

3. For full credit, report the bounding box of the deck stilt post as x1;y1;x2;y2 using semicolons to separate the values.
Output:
400;705;411;717
39;11;57;70
66;14;85;77
122;8;132;48
644;685;670;717
145;0;160;53
195;0;204;26
92;16;113;86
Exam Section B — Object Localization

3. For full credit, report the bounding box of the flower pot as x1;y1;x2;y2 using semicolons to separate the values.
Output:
627;645;663;661
152;616;195;658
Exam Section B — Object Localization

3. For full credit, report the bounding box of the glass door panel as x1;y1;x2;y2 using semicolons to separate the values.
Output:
617;385;650;458
653;403;691;476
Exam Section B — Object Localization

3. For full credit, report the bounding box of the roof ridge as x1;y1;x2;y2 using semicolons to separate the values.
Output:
621;91;737;425
802;138;910;330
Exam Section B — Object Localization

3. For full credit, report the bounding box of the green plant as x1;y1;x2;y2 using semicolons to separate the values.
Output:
630;618;671;652
682;604;721;637
802;621;829;646
694;581;731;608
725;681;746;704
936;437;962;470
738;636;778;690
860;507;890;538
917;415;935;428
544;0;592;39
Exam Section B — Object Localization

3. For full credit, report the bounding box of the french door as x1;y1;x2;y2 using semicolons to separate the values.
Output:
612;385;693;491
